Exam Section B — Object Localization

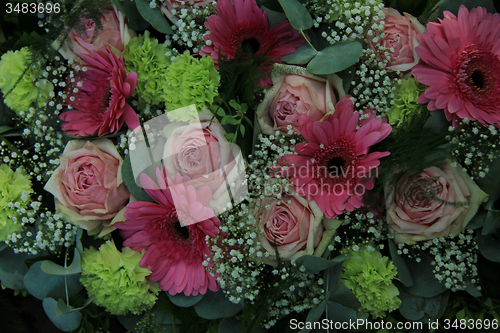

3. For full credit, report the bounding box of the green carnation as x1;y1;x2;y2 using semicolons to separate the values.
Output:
0;165;32;242
80;240;160;315
163;52;220;112
387;77;426;126
0;47;53;113
341;246;401;318
123;31;173;105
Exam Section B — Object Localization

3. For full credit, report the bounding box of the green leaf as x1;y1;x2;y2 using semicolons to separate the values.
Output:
216;107;226;117
402;250;447;298
477;231;500;263
193;290;244;320
326;301;357;323
239;125;245;137
0;247;32;290
277;0;313;31
467;209;487;230
307;42;363;75
262;6;287;28
43;297;82;332
225;133;234;141
296;254;346;274
0;94;16;127
112;0;150;31
122;154;155;202
56;296;94;315
388;240;414;287
135;0;174;34
23;261;82;300
168;292;204;308
0;125;13;134
299;299;327;333
482;210;500;235
281;44;317;65
221;116;239;126
330;284;360;310
398;288;444;321
40;249;81;276
218;317;242;333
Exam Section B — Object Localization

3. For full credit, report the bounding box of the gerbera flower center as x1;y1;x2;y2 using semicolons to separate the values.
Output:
232;28;267;56
456;46;500;104
312;139;358;185
241;38;261;54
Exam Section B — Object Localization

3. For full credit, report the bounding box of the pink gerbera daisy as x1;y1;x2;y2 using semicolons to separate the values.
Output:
115;167;222;296
279;96;392;218
413;6;500;127
60;46;140;136
199;0;305;67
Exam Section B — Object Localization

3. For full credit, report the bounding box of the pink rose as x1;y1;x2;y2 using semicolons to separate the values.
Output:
385;161;488;244
162;108;244;214
161;0;215;22
256;191;326;265
257;65;345;135
44;139;130;236
368;8;425;72
55;5;136;60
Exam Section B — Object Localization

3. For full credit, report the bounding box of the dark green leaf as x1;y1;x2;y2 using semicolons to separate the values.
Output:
307;42;363;75
323;264;342;297
0;247;32;290
326;301;357;323
193;290;244;320
467;209;487;230
239;125;245;136
299;299;327;333
168;292;204;308
218;317;242;333
330;284;360;310
477;231;500;263
23;261;82;300
281;44;317;65
465;282;482;297
424;109;450;134
122;154;155;202
398;288;444;321
482;210;500;235
277;0;313;31
403;250;447;298
389;240;414;287
296;254;346;274
135;0;174;34
0;94;16;127
56;296;94;315
112;0;150;31
262;6;287;28
43;297;82;332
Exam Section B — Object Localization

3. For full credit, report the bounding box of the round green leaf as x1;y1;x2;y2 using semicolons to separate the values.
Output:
218;316;242;333
194;290;243;320
307;42;363;75
326;301;357;323
296;254;345;273
277;0;313;31
43;297;82;332
23;261;82;300
168;292;204;307
0;247;33;290
402;250;447;298
281;44;317;65
477;231;500;263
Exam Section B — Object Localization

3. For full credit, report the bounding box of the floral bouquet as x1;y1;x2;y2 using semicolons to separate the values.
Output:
1;0;500;332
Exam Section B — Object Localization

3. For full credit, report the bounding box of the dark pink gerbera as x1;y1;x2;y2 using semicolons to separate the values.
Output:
115;167;222;296
60;46;140;136
199;0;305;67
279;96;392;218
413;6;500;127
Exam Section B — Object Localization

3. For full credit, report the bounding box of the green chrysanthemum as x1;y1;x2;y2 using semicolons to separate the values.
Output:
387;77;427;126
80;240;160;315
341;246;401;318
0;164;32;241
123;31;173;105
0;47;53;113
164;51;220;112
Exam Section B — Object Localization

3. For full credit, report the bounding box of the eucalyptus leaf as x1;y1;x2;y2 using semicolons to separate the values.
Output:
323;263;342;298
326;301;357;323
388;240;414;287
23;261;82;300
465;282;482;297
423;109;450;134
135;0;174;34
168;292;204;307
402;250;447;298
467;209;487;230
56;296;94;316
0;247;32;290
122;154;155;202
281;44;317;65
477;231;500;263
262;6;287;28
112;0;150;31
43;297;82;332
277;0;313;31
307;42;363;75
330;284;360;310
194;290;244;320
299;299;327;333
40;249;81;276
482;210;500;235
296;254;346;274
398;288;443;321
476;156;500;205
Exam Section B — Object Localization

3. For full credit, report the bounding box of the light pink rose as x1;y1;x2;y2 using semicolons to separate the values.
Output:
162;108;243;214
256;191;325;265
257;65;345;135
44;139;130;236
55;5;136;60
368;8;426;72
385;161;488;244
161;0;215;22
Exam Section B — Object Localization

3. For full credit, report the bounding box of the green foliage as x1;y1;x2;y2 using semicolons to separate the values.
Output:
122;154;155;203
112;0;150;31
193;290;244;320
277;0;314;31
23;261;82;300
281;44;317;65
307;41;363;75
401;250;448;298
135;0;174;34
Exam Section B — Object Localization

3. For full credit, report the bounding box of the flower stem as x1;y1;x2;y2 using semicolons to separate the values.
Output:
301;30;317;53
